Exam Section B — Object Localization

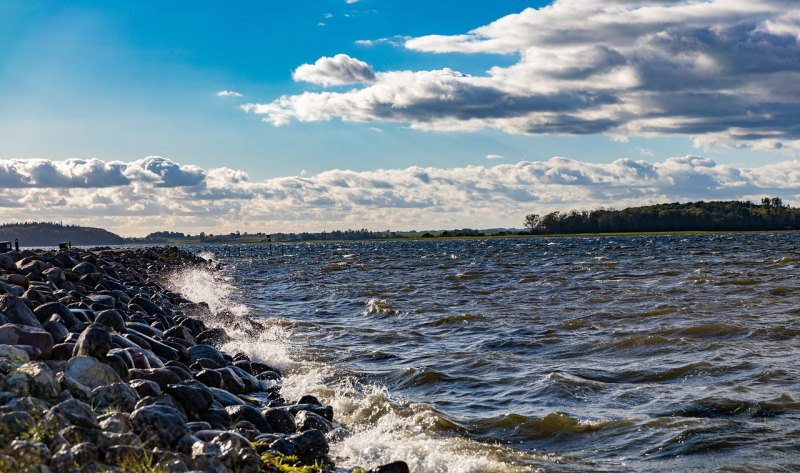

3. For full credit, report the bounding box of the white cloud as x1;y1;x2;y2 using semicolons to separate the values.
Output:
346;0;358;3
2;155;800;236
291;54;376;86
216;90;242;97
485;154;505;160
244;0;800;149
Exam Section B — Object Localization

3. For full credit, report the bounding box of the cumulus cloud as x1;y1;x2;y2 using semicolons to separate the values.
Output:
291;54;376;86
216;90;242;97
2;155;800;236
485;154;504;160
244;0;800;149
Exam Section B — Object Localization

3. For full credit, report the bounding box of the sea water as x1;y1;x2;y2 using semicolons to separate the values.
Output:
170;233;800;472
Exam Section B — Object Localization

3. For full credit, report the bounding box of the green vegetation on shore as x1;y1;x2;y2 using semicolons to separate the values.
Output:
0;222;124;247
524;198;799;235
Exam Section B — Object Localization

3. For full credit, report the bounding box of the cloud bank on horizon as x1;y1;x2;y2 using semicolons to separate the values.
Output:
1;156;798;236
243;0;800;151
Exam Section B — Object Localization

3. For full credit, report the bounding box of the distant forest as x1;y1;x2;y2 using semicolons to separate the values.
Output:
0;222;124;247
524;198;799;234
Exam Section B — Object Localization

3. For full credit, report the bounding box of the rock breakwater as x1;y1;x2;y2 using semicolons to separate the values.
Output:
0;246;408;473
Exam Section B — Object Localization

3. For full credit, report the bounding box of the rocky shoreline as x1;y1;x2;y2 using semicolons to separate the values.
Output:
0;246;408;472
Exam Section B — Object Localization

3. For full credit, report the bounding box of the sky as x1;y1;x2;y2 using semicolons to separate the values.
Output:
1;0;799;236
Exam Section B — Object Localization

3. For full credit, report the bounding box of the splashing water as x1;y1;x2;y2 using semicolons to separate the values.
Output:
167;264;533;472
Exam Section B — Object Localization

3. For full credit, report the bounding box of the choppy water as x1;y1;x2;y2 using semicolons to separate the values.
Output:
174;234;800;472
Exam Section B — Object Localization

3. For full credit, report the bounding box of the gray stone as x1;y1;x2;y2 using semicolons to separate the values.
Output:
91;382;140;413
128;368;182;390
94;310;126;333
264;407;296;434
188;344;228;367
50;398;99;429
42;320;69;344
130;404;189;448
17;361;59;399
225;404;272;433
0;295;41;327
0;324;54;359
210;431;260;473
165;381;213;417
64;356;122;396
72;324;112;359
207;387;245;407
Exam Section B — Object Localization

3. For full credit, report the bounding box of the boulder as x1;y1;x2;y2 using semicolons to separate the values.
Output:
91;382;140;413
94;309;126;333
188;344;228;367
224;405;272;433
72;324;112;359
295;409;334;433
50;398;99;429
211;431;261;473
0;324;54;359
128;368;182;390
17;361;60;399
368;461;411;473
264;407;296;434
130;404;189;448
0;295;41;327
165;381;214;417
64;355;122;396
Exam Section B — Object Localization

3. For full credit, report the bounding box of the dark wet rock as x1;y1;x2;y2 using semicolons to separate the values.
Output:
188;344;228;367
0;280;24;298
264;407;296;434
215;367;246;394
196;327;231;345
164;325;196;344
42;319;69;344
166;381;214;417
208;386;245;407
195;369;224;388
51;342;76;360
128;368;182;390
256;370;282;381
368;461;411;473
43;267;65;286
22;288;49;307
127;330;180;362
0;295;41;327
129;379;162;398
130;404;189;448
105;352;130;380
230;365;261;392
94;309;126;333
50;398;99;429
69;308;95;324
72;324;112;359
69;441;100;465
64;355;122;398
129;296;165;317
108;347;135;369
97;431;139;451
166;364;192;381
225;404;272;433
289;403;334;422
134;394;187;418
199;408;233;430
126;321;163;338
295;409;334;433
233;359;253;374
72;262;97;276
91;382;140;412
269;429;329;465
191;357;223;370
297;394;322;405
0;324;54;359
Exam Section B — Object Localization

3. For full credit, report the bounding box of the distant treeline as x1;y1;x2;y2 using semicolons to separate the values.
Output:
0;222;125;246
524;198;799;234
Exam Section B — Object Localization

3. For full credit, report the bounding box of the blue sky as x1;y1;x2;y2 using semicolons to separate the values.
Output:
1;1;799;235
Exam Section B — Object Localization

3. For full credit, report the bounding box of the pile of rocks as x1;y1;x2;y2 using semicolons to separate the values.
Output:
0;246;408;472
